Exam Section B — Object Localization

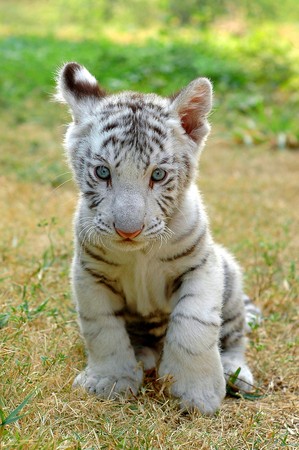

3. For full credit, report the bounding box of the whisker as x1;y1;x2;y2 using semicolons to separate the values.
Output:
172;206;189;225
50;177;73;194
80;225;95;252
78;223;93;240
158;235;164;250
145;240;155;255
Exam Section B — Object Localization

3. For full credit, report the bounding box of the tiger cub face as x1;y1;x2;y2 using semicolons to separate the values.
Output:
56;63;212;251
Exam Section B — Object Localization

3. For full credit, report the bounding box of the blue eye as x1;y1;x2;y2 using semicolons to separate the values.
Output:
151;168;167;182
95;165;111;180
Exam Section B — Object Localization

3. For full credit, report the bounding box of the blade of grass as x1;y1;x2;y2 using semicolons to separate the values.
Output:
0;390;36;427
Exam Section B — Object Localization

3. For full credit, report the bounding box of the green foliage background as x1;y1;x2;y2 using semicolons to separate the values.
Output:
1;0;299;174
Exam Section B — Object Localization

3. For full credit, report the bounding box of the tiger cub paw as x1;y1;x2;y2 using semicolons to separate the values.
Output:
159;359;226;415
73;365;143;399
172;374;226;415
222;357;254;392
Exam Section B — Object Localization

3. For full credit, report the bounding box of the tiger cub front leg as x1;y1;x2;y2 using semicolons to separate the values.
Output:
72;262;143;398
159;265;226;415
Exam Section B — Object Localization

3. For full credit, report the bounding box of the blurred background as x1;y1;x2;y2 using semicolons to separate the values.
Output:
1;0;299;162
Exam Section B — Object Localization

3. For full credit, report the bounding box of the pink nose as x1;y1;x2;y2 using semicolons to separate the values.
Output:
115;228;142;240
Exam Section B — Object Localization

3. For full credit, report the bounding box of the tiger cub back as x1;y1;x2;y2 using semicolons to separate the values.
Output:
56;62;259;414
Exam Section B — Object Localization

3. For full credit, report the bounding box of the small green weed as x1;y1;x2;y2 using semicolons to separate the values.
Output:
0;391;35;437
226;368;264;400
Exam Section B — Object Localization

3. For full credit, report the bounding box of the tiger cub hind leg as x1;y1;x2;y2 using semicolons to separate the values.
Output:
219;247;254;392
135;346;160;370
220;340;254;392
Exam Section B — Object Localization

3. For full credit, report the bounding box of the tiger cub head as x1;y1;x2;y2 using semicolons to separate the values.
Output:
56;62;212;251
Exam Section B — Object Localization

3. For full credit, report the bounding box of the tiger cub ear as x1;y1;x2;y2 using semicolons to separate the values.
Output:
55;62;106;120
171;78;212;144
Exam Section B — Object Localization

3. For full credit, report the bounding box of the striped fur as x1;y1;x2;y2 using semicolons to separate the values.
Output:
56;62;261;414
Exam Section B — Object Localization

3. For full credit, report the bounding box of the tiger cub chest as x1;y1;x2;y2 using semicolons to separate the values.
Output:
117;252;172;317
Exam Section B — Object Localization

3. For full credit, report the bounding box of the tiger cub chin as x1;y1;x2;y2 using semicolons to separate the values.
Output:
56;62;259;414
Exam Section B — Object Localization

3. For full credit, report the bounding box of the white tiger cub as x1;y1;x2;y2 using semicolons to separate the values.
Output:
56;62;259;414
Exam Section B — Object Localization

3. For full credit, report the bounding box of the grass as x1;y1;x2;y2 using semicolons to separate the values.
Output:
1;1;299;448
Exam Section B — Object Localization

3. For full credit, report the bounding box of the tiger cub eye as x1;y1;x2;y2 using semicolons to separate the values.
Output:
95;165;111;180
151;168;167;182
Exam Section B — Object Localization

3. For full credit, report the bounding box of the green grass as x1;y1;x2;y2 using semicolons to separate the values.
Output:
0;0;299;190
2;31;296;102
1;29;298;190
1;3;299;154
0;1;299;448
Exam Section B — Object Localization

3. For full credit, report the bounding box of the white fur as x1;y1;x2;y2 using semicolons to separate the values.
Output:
56;63;258;414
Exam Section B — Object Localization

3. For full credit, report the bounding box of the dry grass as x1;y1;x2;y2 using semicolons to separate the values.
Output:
1;109;298;449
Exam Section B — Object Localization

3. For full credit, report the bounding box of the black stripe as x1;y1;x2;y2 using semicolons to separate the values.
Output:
78;156;85;167
222;312;242;326
82;190;96;197
182;154;191;173
171;313;219;327
78;237;107;255
89;198;104;209
166;338;201;357
163;177;175;188
85;146;92;159
176;293;197;304
83;245;119;267
78;312;97;322
158;157;173;165
140;153;151;168
101;122;119;133
81;263;121;296
220;331;244;350
86;180;95;189
146;123;167;139
160;227;206;262
125;318;168;347
126;317;169;332
82;264;113;282
120;116;138;126
161;194;174;203
114;159;123;169
151;135;165;151
145;142;157;155
127;330;166;347
171;252;210;294
115;307;169;322
146;110;169;121
100;104;131;114
101;135;118;148
78;311;114;322
156;199;168;216
82;328;103;340
91;153;108;163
